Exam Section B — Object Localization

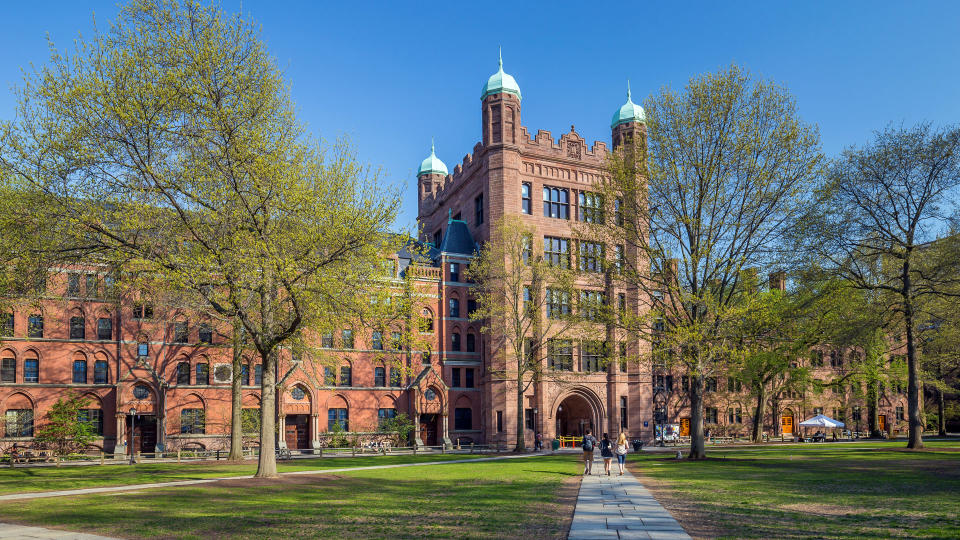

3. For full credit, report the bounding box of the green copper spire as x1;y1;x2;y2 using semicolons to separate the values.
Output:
418;139;448;177
481;48;522;101
611;79;646;128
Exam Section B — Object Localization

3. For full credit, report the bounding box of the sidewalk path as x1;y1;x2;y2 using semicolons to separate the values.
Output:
569;465;690;540
0;453;545;502
0;523;119;539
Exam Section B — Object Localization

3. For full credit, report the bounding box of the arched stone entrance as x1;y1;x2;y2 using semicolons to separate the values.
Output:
554;390;603;438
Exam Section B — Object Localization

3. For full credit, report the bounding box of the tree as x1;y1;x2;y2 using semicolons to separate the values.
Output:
34;394;96;459
377;412;416;446
0;0;399;477
466;216;584;452
591;65;823;459
809;123;960;449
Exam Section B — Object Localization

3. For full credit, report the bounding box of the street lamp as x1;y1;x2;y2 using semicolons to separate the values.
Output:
129;407;137;465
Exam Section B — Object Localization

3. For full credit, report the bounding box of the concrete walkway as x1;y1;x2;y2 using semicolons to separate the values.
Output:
0;452;544;502
569;464;690;540
0;523;118;540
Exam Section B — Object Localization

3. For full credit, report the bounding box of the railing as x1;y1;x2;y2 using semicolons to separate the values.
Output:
558;436;579;448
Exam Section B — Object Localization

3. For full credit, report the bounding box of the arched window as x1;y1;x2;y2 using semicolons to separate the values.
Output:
1;352;15;383
454;407;473;430
5;409;33;437
196;362;209;385
23;353;39;383
328;407;348;431
323;366;336;386
449;298;460;318
466;333;476;353
390;366;402;387
420;309;434;333
451;332;461;352
79;401;104;436
377;407;396;427
72;353;87;383
374;366;386;387
176;361;190;385
180;408;205;434
254;364;263;385
94;358;108;384
339;363;352;387
198;323;213;344
69;312;85;340
97;317;113;340
240;363;250;386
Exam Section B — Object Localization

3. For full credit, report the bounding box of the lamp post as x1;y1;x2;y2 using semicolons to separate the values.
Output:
129;407;137;465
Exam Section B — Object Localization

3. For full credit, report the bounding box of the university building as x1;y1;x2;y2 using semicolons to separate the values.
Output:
0;57;908;455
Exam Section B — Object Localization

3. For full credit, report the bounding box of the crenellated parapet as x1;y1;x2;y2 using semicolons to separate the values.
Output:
519;125;609;167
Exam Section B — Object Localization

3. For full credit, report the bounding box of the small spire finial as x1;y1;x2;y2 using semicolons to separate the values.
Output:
498;46;503;70
448;208;453;222
431;137;435;155
627;80;632;101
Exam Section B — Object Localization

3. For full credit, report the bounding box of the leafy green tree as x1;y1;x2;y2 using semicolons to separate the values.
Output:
377;412;416;446
807;123;960;449
34;394;95;459
591;65;823;458
0;0;399;477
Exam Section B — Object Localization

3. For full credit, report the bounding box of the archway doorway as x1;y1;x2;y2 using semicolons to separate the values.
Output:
555;394;596;437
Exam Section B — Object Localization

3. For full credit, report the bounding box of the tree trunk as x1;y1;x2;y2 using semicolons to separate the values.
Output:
255;349;278;478
688;374;705;459
751;385;766;443
514;375;526;452
228;340;243;461
867;379;881;438
902;260;924;449
938;387;946;437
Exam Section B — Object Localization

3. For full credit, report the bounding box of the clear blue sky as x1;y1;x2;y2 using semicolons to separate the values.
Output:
2;2;959;230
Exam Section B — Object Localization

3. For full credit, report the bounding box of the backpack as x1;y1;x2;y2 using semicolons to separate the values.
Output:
582;436;594;451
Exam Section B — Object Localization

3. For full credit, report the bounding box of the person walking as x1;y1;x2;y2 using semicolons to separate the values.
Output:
615;433;628;475
535;432;543;452
600;433;614;476
581;429;597;475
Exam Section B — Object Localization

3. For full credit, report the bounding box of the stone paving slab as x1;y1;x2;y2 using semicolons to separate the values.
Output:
0;523;118;540
569;461;690;540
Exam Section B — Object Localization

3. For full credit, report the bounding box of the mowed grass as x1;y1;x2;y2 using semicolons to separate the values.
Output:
0;454;579;539
632;441;960;539
0;453;501;494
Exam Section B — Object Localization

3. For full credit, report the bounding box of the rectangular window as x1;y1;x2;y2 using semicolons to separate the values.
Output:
833;407;845;422
390;367;402;387
0;314;12;337
525;408;535;430
451;333;461;352
341;329;354;349
544;236;570;268
578;192;604;224
681;375;690;392
180;408;205;434
579;290;606;321
452;368;461;388
728;408;743;424
85;274;98;298
67;273;81;297
433;229;442;249
196;363;209;385
324;367;336;386
474;193;484;225
896;406;905;421
173;322;188;344
132;303;154;320
617;293;626;322
374;367;386;387
522;235;532;265
27;315;43;338
339;365;352;387
546;288;571;319
547;339;574;371
254;364;263;386
813;406;824;416
241;364;250;386
327;408;348;431
467;299;477;317
521;183;532;214
97;318;112;340
448;298;460;318
619;342;628;373
455;407;473;430
466;333;476;353
578;241;604;273
177;362;190;385
705;407;718;424
1;358;14;383
496;410;503;433
614;197;624;226
449;263;460;282
5;409;33;437
614;245;624;273
372;331;383;350
620;396;628;429
24;359;38;383
198;324;213;344
377;408;396;427
321;332;334;348
391;331;403;351
79;408;103;436
581;341;604;372
465;368;475;388
69;316;85;340
542;186;570;219
72;360;87;383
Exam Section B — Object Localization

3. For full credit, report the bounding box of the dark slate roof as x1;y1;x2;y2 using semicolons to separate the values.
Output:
439;219;476;255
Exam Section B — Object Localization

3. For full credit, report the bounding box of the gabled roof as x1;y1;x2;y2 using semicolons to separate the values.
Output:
440;219;476;256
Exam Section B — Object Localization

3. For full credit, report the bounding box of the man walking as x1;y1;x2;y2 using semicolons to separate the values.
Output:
581;429;597;475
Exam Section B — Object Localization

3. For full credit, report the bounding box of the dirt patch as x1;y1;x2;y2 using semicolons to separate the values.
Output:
628;466;726;540
209;474;348;489
779;502;861;517
553;476;581;540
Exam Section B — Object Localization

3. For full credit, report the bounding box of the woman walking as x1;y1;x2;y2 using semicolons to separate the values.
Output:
600;433;614;475
615;433;628;475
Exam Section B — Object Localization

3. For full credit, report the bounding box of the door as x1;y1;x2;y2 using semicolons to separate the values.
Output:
285;415;309;449
781;415;794;435
679;417;690;437
127;415;157;454
419;414;437;446
878;414;886;432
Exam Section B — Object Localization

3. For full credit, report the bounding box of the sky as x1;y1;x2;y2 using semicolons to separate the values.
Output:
2;2;959;230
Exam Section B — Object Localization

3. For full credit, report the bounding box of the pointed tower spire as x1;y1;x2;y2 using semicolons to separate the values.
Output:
627;79;632;102
431;137;436;155
498;46;503;71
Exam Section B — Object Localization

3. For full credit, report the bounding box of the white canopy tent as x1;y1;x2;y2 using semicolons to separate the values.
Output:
798;414;845;428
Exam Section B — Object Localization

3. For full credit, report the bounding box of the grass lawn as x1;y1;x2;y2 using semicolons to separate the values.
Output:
632;441;960;539
0;453;503;495
0;454;579;539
